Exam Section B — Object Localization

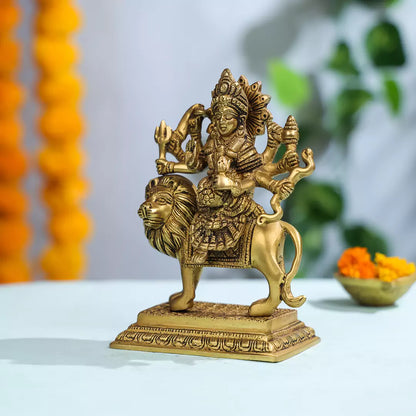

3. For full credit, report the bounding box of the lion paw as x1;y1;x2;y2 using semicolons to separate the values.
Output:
248;298;277;317
169;292;194;311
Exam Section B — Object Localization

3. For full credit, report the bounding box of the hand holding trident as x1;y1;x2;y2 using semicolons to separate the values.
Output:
154;120;172;161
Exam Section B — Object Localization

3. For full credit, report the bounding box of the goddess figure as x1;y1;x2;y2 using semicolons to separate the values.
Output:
155;69;300;265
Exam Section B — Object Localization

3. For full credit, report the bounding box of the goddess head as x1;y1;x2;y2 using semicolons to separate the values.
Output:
210;69;249;137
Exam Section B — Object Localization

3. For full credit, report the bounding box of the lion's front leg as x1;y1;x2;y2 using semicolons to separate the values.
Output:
169;266;202;311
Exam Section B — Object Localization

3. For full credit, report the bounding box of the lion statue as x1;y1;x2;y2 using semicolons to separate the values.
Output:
138;174;305;317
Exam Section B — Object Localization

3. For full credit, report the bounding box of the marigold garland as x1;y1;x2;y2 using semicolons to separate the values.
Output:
0;0;31;284
34;0;91;280
338;247;415;281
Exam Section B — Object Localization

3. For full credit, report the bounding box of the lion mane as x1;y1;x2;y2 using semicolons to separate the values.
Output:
144;175;197;258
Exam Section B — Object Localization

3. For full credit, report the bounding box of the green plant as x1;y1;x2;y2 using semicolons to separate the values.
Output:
268;1;406;276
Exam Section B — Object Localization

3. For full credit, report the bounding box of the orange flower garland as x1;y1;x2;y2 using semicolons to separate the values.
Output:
338;247;415;281
0;0;31;283
34;0;91;280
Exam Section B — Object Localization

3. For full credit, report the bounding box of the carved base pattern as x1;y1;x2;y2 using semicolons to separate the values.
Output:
110;302;320;362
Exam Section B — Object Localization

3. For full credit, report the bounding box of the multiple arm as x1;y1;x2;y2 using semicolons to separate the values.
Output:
155;104;207;175
153;108;314;218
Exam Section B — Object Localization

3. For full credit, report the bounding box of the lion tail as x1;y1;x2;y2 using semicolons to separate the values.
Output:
280;221;306;308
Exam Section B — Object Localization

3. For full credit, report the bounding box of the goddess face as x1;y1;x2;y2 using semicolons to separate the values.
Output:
213;105;239;137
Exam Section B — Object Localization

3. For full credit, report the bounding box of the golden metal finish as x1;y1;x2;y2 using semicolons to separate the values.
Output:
112;69;318;361
110;302;320;362
138;69;316;317
335;273;416;306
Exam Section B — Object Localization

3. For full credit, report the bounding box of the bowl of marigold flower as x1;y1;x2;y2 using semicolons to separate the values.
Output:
335;247;416;306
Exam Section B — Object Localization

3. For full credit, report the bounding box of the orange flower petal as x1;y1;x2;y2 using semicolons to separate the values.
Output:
40;243;86;280
38;144;84;179
38;105;84;143
0;220;31;256
0;185;28;215
34;36;78;74
42;177;89;212
0;116;23;148
0;255;31;284
37;72;83;105
0;79;24;114
49;209;91;243
0;147;27;179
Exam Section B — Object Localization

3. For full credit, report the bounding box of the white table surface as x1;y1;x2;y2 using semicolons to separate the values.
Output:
1;278;415;416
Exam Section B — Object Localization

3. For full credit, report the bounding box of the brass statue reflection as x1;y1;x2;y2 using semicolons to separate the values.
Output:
138;69;315;317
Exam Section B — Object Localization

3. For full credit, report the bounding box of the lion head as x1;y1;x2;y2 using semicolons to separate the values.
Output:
138;175;197;258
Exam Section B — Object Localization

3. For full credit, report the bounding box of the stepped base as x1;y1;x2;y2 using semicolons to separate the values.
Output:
110;302;320;362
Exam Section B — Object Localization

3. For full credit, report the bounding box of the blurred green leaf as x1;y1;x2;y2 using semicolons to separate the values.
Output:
343;224;389;257
328;41;360;76
366;21;405;67
268;59;311;108
356;0;399;6
303;226;324;258
330;88;373;140
285;181;344;226
273;143;286;163
383;75;402;115
385;0;401;7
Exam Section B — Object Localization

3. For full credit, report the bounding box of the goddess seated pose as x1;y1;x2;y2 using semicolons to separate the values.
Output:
155;69;301;265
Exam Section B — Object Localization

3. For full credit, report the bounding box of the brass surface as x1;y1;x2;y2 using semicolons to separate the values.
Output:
335;273;416;306
137;68;316;317
114;68;319;361
110;302;320;362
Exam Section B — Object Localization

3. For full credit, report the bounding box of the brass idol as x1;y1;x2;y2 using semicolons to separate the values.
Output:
111;69;320;361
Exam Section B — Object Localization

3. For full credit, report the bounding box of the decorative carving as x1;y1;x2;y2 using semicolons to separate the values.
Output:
111;68;320;362
110;302;319;362
139;68;316;317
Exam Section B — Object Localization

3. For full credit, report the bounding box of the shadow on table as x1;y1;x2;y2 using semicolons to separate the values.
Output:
0;338;208;368
309;298;397;314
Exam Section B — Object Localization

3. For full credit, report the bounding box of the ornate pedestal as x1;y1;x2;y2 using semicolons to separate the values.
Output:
110;302;320;362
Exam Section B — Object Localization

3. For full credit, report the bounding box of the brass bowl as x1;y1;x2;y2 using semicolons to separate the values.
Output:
335;273;416;306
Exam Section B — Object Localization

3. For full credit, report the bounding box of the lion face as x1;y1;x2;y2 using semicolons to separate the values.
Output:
137;175;197;258
138;191;173;230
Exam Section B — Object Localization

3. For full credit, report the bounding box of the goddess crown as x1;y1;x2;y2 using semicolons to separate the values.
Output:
211;68;248;114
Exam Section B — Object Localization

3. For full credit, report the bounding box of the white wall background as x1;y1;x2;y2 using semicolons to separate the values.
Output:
19;0;416;279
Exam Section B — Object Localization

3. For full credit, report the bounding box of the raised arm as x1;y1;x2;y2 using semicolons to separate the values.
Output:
154;104;207;175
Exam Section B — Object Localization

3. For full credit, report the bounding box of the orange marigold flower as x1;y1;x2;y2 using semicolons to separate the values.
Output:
0;3;20;33
337;247;377;279
0;117;22;148
40;243;86;280
0;37;20;74
0;79;24;115
36;0;71;5
38;144;84;179
37;72;83;105
0;185;27;215
38;105;84;143
0;147;27;179
49;209;91;243
375;253;415;282
0;255;31;284
0;219;31;256
42;177;89;212
36;2;81;36
34;36;78;74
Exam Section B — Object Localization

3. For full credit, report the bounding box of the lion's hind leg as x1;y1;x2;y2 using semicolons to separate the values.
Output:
249;255;285;317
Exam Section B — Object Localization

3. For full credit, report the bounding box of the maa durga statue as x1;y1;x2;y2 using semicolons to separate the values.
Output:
111;69;321;362
139;68;315;316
